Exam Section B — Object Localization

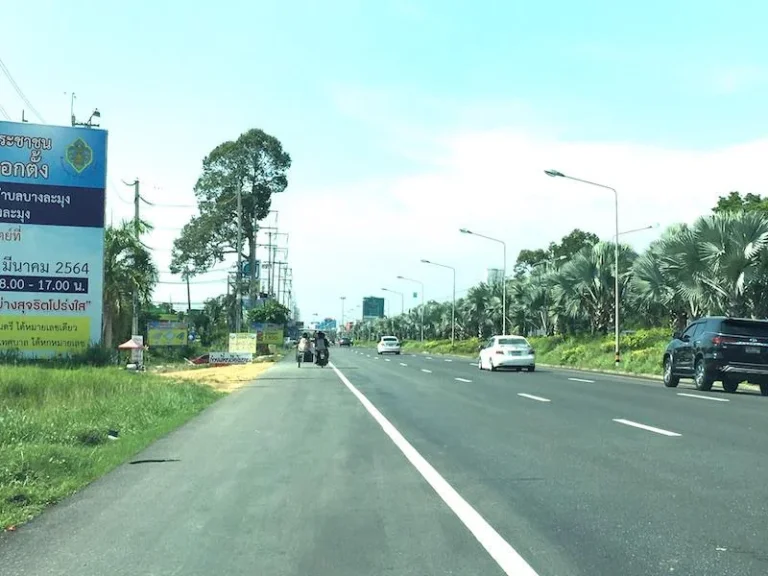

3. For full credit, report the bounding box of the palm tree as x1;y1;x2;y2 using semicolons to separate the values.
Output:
102;221;158;348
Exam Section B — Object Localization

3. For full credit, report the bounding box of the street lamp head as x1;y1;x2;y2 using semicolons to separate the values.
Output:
396;275;404;279
459;228;471;234
91;108;101;118
544;169;565;178
420;259;431;264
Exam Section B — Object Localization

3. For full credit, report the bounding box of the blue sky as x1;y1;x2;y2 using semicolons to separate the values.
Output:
3;0;768;322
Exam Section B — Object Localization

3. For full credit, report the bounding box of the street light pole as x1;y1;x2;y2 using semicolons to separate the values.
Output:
545;169;621;366
459;228;507;335
382;288;404;315
421;260;455;348
397;275;425;342
340;296;346;334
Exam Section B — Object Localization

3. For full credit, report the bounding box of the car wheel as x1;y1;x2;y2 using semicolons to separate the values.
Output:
478;358;483;370
527;365;535;372
515;367;522;372
490;360;497;372
662;356;680;388
760;383;768;396
396;351;401;355
722;376;739;393
693;358;714;391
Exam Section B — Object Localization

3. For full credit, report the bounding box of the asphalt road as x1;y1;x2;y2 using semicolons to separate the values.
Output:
2;349;768;575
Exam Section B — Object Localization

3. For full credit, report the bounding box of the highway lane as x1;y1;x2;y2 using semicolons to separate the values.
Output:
336;347;768;575
351;346;768;441
0;360;504;576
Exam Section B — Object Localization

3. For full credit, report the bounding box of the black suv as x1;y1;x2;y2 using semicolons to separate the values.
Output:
662;316;768;395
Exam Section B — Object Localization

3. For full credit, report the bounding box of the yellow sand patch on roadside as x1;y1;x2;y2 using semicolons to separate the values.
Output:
159;362;275;392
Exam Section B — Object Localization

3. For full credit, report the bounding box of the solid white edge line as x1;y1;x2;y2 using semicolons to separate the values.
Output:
517;393;551;403
677;392;729;402
568;377;595;383
612;418;681;437
329;362;540;576
455;377;472;383
421;369;432;373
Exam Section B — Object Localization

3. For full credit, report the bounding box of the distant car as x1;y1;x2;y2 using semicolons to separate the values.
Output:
478;335;535;372
663;316;768;395
339;337;353;347
377;335;401;355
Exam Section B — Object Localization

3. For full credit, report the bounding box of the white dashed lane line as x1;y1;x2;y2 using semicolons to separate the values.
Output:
400;362;408;366
568;377;595;383
612;418;681;437
444;359;453;362
385;358;391;362
677;392;729;402
426;357;434;360
421;369;433;374
455;377;472;383
518;393;551;403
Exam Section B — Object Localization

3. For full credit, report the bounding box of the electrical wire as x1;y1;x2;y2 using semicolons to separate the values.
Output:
0;102;10;120
0;57;45;123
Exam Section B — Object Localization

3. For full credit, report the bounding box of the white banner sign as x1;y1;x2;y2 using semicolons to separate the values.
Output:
209;351;252;365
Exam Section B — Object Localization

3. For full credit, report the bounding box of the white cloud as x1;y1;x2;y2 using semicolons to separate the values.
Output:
283;127;768;320
709;64;766;94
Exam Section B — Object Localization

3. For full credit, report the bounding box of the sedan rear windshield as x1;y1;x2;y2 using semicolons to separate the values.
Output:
721;320;768;338
498;337;528;346
382;337;398;342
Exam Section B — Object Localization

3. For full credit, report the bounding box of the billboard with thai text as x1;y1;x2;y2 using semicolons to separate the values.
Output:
0;121;107;357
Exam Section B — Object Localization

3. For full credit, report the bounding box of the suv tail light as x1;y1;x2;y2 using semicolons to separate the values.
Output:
712;335;739;345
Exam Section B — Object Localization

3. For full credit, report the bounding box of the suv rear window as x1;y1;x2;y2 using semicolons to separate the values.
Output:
720;320;768;338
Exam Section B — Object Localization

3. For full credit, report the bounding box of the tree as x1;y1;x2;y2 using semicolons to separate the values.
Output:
514;228;599;274
713;191;768;214
247;300;291;325
170;129;291;305
102;221;158;348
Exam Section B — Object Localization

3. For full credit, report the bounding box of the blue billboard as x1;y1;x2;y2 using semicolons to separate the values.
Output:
0;122;108;357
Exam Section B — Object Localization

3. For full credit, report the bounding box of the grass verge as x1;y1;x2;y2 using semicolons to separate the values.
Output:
0;366;222;530
398;328;670;376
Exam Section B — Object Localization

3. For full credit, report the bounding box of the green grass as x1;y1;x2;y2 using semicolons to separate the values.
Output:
399;327;670;376
0;366;222;529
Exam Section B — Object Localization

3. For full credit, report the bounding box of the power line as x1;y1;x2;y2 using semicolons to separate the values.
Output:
157;278;228;285
0;102;10;120
0;57;45;123
140;196;196;209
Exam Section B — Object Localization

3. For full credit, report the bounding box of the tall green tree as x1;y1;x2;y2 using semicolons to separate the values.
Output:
102;221;158;348
170;129;291;304
712;191;768;214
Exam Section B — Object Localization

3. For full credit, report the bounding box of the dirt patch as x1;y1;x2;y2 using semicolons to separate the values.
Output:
159;362;276;392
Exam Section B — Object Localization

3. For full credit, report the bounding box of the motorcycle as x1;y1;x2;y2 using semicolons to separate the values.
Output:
315;348;329;367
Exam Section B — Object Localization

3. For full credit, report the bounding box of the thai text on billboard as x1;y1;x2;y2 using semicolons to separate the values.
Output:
0;122;108;357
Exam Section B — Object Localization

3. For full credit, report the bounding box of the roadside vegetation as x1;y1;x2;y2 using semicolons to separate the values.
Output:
355;192;768;377
0;367;221;530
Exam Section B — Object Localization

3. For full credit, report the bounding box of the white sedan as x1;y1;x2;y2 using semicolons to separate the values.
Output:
377;336;401;355
478;335;535;372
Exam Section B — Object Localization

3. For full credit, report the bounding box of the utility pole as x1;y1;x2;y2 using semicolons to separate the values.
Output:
123;179;141;336
185;270;192;314
235;186;243;333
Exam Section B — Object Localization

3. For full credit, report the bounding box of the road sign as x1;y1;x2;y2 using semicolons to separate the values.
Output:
242;260;260;278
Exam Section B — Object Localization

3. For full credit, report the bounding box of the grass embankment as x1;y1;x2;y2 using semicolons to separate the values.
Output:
0;366;222;530
399;327;669;376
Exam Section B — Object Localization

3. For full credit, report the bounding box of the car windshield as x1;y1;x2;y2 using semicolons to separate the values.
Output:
497;337;527;346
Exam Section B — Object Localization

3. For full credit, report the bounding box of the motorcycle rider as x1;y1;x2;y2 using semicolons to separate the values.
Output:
314;331;330;364
297;332;312;362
